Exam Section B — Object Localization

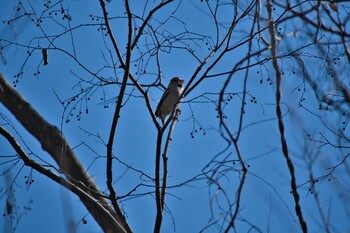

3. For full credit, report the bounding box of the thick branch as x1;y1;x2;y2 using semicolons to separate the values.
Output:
0;125;125;233
0;73;129;233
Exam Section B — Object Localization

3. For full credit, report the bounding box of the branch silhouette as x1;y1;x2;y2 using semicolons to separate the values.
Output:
0;73;130;233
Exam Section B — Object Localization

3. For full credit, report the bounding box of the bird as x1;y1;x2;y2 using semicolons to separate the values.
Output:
155;77;184;125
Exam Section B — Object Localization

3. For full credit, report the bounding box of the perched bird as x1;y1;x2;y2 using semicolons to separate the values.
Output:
155;77;184;125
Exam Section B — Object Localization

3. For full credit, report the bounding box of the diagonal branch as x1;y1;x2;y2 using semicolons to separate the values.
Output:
0;125;125;233
0;73;130;232
131;0;175;51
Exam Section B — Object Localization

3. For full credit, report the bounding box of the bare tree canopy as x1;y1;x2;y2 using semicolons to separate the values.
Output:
1;0;350;233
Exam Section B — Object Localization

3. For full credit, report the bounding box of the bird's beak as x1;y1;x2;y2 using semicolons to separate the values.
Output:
179;79;184;85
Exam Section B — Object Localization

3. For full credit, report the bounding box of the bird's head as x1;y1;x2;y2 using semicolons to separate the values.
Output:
170;77;184;88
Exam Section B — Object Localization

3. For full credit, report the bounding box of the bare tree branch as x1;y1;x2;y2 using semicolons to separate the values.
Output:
0;125;126;233
0;73;129;233
267;1;308;232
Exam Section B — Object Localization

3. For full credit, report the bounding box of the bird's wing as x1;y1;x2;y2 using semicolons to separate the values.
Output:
155;87;171;116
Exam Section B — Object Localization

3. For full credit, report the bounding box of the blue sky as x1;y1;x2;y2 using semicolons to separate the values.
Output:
1;1;350;233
